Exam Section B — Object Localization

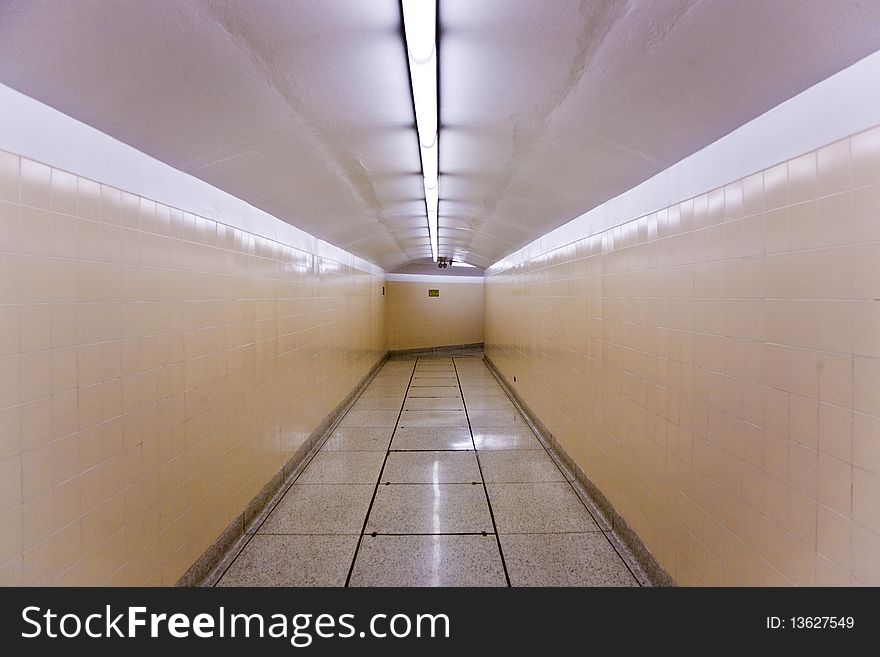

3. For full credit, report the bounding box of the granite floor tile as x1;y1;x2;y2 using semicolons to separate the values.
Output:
217;535;358;587
391;427;474;451
472;427;544;450
349;535;506;587
398;410;469;428
487;482;599;533
468;409;526;427
464;396;516;411
456;374;498;383
409;378;460;388
351;396;403;411
258;484;373;534
500;533;638;586
361;385;410;398
460;385;505;397
322;427;394;451
338;409;400;428
478;450;565;483
403;397;465;411
382;451;481;484
371;373;412;382
372;372;413;380
296;451;385;484
365;483;492;534
406;387;462;398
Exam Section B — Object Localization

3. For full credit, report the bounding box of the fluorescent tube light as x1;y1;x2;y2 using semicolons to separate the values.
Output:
421;141;438;185
427;208;438;261
402;0;436;64
452;262;476;268
410;58;437;147
403;0;439;262
425;184;438;211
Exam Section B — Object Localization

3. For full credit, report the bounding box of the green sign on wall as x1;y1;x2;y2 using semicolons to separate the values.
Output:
428;289;439;297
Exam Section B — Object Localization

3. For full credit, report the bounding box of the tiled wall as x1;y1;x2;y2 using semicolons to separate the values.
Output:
385;279;483;351
0;150;386;585
485;125;880;586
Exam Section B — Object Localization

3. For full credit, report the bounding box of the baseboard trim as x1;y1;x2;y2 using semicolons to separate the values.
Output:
176;352;390;587
483;354;676;588
388;342;484;358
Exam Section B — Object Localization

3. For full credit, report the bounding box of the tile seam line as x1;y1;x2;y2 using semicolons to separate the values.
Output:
344;357;418;587
210;353;391;586
481;358;645;587
453;356;512;587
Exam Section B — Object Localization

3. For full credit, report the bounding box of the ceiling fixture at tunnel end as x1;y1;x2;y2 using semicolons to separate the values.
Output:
402;0;439;263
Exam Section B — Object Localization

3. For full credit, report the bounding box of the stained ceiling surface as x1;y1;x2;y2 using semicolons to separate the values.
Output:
1;0;879;270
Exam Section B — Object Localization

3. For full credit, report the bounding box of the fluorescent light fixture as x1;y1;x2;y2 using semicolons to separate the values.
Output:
402;0;435;63
452;262;476;268
421;141;438;185
410;59;437;147
427;208;438;261
403;0;439;262
425;184;438;210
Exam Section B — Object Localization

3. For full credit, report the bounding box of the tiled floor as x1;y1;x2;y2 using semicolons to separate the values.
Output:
216;355;639;587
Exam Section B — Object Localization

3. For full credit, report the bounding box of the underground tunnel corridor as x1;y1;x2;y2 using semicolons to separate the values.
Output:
214;354;641;587
0;0;878;599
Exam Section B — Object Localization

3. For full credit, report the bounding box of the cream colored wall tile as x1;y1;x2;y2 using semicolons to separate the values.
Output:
851;125;880;187
788;151;817;203
850;184;880;244
485;128;880;586
817;453;851;515
849;243;880;302
852;412;880;474
764;162;789;210
854;356;880;416
0;306;19;358
707;187;725;225
0;455;21;512
20;159;50;210
386;280;483;350
19;305;51;353
816;353;852;408
786;441;817;496
0;505;22;565
0;201;20;252
763;208;790;254
76;178;100;221
851;522;880;585
50;169;77;216
0;148;386;584
19;207;54;257
817;138;852;197
852;467;880;533
0;151;19;203
0;406;22;463
789;200;819;250
817;504;851;570
19;350;51;403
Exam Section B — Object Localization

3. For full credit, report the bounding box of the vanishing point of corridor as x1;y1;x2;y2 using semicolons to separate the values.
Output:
216;355;638;587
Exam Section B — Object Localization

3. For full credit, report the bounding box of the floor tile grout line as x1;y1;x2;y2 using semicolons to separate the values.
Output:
461;361;643;586
480;359;644;587
344;358;418;587
255;530;611;536
211;359;405;586
373;479;572;485
452;356;512;587
210;426;342;586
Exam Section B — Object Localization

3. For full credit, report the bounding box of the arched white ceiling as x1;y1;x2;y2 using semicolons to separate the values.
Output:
0;0;878;271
